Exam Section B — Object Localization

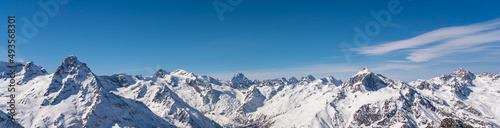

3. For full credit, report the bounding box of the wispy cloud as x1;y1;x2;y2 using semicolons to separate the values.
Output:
371;63;431;71
358;19;500;55
407;30;500;62
358;18;500;58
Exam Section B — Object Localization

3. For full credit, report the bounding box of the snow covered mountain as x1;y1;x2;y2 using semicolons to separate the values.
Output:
1;55;499;128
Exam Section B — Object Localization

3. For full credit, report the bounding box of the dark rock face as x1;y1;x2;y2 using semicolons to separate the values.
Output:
451;68;476;84
416;81;431;90
439;118;473;128
238;87;266;113
153;69;169;78
228;73;254;89
21;61;48;83
350;98;415;127
259;78;288;87
343;72;389;93
299;75;316;84
0;111;23;128
288;77;299;84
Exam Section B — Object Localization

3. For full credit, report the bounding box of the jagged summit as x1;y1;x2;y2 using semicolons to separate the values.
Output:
229;72;254;89
288;77;299;84
451;68;475;81
54;55;92;76
233;72;244;77
438;68;476;86
342;68;391;92
62;55;80;65
24;61;47;73
231;73;247;81
356;67;371;75
153;69;169;77
324;76;342;86
19;61;48;83
300;74;316;82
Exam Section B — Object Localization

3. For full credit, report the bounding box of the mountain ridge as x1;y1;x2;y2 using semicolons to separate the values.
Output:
0;55;498;128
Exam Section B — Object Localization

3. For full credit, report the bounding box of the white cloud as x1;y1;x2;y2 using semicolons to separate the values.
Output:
407;30;500;62
358;18;500;55
357;18;500;62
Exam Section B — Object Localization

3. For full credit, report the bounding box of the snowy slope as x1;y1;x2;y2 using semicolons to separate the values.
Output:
1;56;173;127
0;56;499;128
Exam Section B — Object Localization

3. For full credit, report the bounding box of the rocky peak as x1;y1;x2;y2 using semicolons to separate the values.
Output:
300;74;316;83
439;68;476;86
153;69;169;78
198;75;222;85
110;73;136;87
17;61;48;83
288;77;299;84
478;72;496;77
44;55;101;105
342;68;389;93
478;72;500;81
324;76;342;86
23;61;48;75
229;72;254;89
357;67;371;74
278;77;288;83
54;55;92;76
451;68;475;82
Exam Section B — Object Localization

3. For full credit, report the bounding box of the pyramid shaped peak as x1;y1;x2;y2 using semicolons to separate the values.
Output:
450;68;475;78
327;75;335;79
288;77;299;83
229;72;253;89
298;74;316;83
55;55;91;75
304;74;316;80
153;69;169;77
449;68;475;83
62;55;82;65
234;72;245;77
231;72;248;80
355;67;372;75
452;68;472;75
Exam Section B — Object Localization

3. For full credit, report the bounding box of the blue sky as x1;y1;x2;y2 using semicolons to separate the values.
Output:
1;0;500;81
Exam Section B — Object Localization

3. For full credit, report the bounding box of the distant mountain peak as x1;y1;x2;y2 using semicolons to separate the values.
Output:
343;69;390;93
324;76;342;86
229;72;254;89
21;61;48;79
44;55;101;106
63;55;80;65
153;69;169;77
300;74;316;82
55;55;91;76
306;74;315;80
443;68;475;84
288;77;299;84
451;68;474;77
172;69;188;75
356;67;371;75
234;72;244;77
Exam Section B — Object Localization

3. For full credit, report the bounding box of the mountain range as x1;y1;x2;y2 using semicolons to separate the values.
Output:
0;55;499;127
